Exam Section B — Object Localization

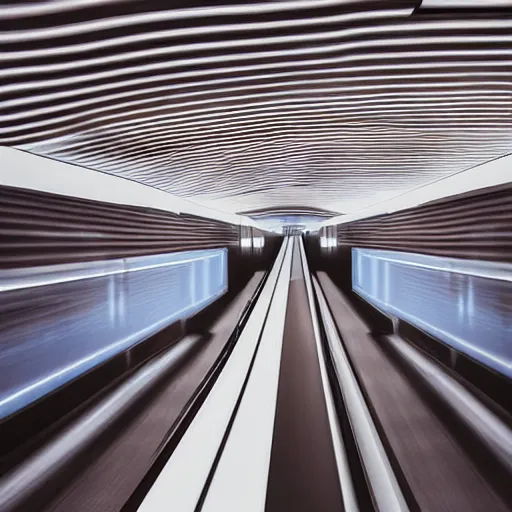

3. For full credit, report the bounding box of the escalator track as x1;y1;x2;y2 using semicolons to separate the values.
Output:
0;237;510;512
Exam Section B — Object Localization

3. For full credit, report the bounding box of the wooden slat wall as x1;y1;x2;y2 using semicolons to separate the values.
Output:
336;186;512;263
0;185;240;268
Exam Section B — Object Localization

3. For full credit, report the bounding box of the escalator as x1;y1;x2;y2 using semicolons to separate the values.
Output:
0;237;510;512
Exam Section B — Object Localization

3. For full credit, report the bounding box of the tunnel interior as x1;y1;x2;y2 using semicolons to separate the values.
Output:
1;1;512;511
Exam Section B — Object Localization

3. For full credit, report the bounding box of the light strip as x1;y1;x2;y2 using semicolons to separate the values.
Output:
21;16;512;80
27;90;511;154
313;277;409;512
84;147;508;175
6;75;510;144
4;48;506;110
0;249;225;293
16;82;510;143
0;9;408;62
353;248;512;283
0;1;368;33
0;334;201;511
385;334;512;474
3;33;510;96
34;119;510;168
24;93;507;147
299;238;358;511
45;128;510;175
5;70;511;124
1;0;132;18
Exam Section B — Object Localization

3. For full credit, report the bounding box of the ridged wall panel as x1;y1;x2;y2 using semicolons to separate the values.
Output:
336;186;512;263
0;185;240;268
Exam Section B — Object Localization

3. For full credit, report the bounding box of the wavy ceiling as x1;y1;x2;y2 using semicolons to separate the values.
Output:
1;0;511;215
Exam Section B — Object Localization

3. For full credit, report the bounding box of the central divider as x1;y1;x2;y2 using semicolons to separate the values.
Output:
298;236;358;512
265;238;345;512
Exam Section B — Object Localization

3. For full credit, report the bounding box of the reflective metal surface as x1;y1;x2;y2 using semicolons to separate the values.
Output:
352;248;512;378
0;249;227;420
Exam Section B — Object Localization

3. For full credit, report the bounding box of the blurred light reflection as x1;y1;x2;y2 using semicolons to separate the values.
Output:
352;248;512;378
0;249;227;420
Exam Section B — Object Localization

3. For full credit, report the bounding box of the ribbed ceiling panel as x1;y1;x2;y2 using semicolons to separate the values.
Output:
1;1;511;214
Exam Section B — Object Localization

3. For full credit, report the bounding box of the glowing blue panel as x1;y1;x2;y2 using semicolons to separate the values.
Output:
352;248;512;378
0;249;227;420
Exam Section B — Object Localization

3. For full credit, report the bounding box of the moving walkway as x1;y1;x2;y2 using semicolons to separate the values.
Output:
1;237;510;512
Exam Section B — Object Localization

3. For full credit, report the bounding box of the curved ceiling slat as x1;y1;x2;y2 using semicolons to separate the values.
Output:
1;0;511;215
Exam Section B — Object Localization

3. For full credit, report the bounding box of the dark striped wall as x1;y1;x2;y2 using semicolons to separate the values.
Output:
0;184;277;269
335;185;512;263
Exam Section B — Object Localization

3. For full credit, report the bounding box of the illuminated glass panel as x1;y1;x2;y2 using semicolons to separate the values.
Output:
0;249;228;419
352;248;512;378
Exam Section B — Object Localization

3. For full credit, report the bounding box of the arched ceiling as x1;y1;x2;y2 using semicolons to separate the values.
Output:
1;0;511;215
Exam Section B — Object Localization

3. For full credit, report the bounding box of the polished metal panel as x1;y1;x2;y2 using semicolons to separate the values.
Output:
0;249;227;420
352;248;512;377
